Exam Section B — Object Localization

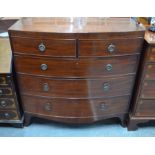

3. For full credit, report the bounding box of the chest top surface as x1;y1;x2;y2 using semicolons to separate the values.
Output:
9;17;145;34
0;37;12;74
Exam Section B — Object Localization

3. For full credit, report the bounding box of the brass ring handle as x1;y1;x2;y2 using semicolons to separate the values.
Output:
100;103;106;110
38;43;46;52
103;82;110;91
107;43;115;53
44;103;52;111
43;83;49;92
106;64;113;71
40;64;48;71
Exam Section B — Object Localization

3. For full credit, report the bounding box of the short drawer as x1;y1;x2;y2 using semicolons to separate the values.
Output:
22;95;130;118
0;87;12;96
0;110;18;120
14;55;138;78
148;47;155;62
0;98;16;109
140;80;155;99
79;38;143;57
17;74;134;98
145;64;155;79
135;99;155;116
11;37;76;57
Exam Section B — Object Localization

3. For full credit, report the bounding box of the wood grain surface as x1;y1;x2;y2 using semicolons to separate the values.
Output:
9;17;145;125
22;95;130;118
14;55;139;78
16;74;134;98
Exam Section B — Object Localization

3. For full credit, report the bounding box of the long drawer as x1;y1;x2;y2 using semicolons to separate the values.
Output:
79;38;143;57
22;95;130;118
17;74;134;98
11;37;76;57
140;80;155;99
14;55;138;78
135;99;155;116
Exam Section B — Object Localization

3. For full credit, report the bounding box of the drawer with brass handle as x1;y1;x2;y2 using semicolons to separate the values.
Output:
17;74;135;98
11;37;76;57
79;38;143;57
14;55;139;78
0;98;16;109
22;95;130;120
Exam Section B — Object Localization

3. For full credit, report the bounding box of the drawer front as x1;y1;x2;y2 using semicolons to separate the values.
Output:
145;64;155;79
0;87;12;96
0;98;16;109
14;55;138;78
136;99;155;116
79;38;143;57
140;80;155;99
0;76;12;86
148;47;155;62
17;74;134;98
0;110;18;120
22;95;130;117
11;37;76;57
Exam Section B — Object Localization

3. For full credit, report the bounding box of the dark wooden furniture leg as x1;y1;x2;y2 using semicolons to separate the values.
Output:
118;114;127;127
24;113;32;126
127;118;138;131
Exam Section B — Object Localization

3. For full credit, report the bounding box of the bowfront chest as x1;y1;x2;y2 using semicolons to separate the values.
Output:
9;17;145;126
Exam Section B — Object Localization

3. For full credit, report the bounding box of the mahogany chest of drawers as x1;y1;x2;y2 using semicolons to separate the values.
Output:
0;37;23;127
128;30;155;130
9;17;145;126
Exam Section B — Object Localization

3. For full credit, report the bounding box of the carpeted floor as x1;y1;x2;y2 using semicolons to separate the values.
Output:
0;118;155;137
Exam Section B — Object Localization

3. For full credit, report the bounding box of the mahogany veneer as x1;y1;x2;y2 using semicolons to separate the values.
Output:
14;55;139;78
17;74;134;98
9;17;145;126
